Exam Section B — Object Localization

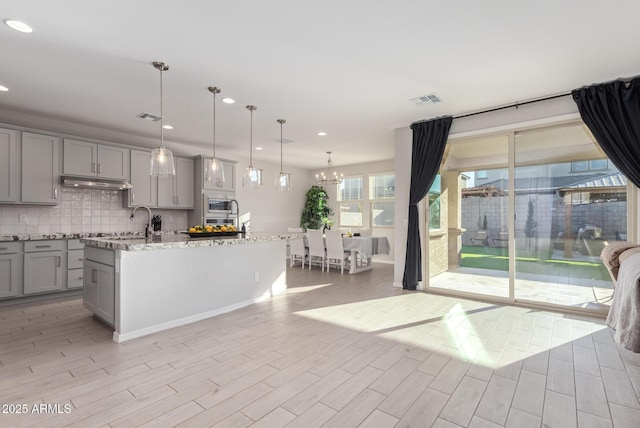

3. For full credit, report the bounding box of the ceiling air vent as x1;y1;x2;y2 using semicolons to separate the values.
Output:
410;93;443;107
136;112;161;121
273;138;295;144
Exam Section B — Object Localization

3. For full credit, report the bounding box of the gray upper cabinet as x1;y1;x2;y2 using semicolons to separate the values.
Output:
21;132;61;204
202;159;235;192
157;157;194;209
63;139;129;180
127;150;156;207
0;128;18;202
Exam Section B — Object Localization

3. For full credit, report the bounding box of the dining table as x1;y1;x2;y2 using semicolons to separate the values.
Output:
304;235;390;274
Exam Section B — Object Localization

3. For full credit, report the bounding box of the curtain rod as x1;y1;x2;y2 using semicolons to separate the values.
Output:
452;92;572;120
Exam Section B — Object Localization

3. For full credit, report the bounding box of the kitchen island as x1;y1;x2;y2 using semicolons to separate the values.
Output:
81;232;300;343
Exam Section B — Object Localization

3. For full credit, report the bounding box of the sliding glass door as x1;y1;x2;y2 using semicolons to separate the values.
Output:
428;121;627;313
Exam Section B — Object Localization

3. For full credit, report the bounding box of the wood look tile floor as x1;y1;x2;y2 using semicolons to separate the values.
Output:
1;263;640;427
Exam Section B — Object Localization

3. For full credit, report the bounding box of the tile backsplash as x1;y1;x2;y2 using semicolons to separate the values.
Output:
0;187;188;235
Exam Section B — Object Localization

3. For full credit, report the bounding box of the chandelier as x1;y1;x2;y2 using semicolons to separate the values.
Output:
316;151;343;185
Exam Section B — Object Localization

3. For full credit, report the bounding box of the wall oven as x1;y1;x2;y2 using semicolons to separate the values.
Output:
206;197;232;214
204;196;239;227
204;215;237;227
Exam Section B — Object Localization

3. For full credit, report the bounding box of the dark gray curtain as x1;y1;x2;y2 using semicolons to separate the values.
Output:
402;117;452;290
572;77;640;188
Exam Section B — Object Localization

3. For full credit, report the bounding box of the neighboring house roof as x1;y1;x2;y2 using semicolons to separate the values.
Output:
464;173;626;196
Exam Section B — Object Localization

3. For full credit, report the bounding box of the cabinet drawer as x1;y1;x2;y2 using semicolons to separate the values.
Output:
84;247;115;266
0;242;22;254
67;239;84;250
24;240;64;252
68;249;84;269
67;269;83;289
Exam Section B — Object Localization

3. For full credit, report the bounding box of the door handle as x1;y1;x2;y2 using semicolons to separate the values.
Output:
92;162;97;173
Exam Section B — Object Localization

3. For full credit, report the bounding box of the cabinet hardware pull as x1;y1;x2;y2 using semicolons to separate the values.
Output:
91;269;97;283
177;196;180;205
36;245;51;248
57;256;61;267
0;247;7;250
131;192;135;203
92;162;97;173
78;276;83;280
98;163;102;174
54;188;58;199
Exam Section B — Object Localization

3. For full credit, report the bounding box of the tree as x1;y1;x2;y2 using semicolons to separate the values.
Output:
300;185;334;230
524;199;537;251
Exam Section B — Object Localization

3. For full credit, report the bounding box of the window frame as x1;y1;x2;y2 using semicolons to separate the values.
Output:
337;175;364;227
369;172;395;228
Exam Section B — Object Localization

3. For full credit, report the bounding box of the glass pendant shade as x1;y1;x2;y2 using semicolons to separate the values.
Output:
243;166;262;188
205;157;225;185
243;105;261;189
275;172;291;191
275;119;291;191
150;61;175;176
149;146;176;176
205;86;225;186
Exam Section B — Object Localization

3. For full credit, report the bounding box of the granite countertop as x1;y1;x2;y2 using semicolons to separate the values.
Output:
81;232;305;251
0;231;176;242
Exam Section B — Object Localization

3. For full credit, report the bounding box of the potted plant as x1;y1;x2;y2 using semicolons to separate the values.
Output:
300;185;333;230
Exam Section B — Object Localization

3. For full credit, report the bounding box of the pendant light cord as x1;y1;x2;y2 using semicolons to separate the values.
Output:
212;90;216;158
160;66;165;149
280;121;284;174
249;109;253;167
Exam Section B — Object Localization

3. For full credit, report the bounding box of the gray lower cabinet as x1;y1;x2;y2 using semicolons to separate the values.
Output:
0;242;22;298
23;241;66;295
67;239;85;289
83;247;115;326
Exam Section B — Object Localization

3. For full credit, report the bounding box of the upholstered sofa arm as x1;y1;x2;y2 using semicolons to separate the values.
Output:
601;241;640;286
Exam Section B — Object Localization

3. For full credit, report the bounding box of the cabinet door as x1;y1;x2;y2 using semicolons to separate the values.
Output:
128;150;156;207
202;159;235;191
175;157;194;208
0;253;20;298
83;260;114;325
21;133;61;204
63;139;97;176
220;162;235;191
83;262;97;312
157;175;176;207
0;128;18;202
23;251;65;294
97;145;129;180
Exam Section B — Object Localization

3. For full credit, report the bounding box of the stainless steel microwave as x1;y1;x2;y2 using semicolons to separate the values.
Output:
206;197;232;213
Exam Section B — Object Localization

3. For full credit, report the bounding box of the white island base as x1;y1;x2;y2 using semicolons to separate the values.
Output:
111;239;286;343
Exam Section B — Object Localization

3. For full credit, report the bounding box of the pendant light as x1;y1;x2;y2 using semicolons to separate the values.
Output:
204;86;225;186
149;61;176;176
275;119;291;191
242;105;261;189
316;151;343;185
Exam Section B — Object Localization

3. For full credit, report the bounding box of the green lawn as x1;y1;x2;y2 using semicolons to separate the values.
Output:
460;245;609;280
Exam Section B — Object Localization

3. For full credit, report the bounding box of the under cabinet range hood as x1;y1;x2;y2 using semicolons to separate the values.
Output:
60;176;133;190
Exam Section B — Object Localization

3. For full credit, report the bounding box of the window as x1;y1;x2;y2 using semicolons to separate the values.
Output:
338;176;363;226
428;175;441;230
571;159;607;172
476;170;488;179
370;173;394;227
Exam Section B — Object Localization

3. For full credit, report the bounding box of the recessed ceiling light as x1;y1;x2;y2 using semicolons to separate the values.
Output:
0;85;8;92
162;124;173;130
3;19;34;33
318;132;327;136
222;98;235;104
255;147;263;150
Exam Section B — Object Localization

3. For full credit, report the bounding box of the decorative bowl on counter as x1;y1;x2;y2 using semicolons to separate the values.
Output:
183;231;240;238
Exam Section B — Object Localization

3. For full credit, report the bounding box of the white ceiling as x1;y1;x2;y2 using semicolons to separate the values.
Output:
1;1;639;169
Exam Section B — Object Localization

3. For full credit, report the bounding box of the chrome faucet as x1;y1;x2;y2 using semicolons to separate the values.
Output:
130;206;153;238
229;199;239;227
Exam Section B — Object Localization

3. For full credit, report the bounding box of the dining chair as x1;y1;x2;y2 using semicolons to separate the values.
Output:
325;230;351;274
289;237;307;269
306;229;326;271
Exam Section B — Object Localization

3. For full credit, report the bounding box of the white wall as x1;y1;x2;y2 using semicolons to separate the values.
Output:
392;96;622;287
233;156;313;233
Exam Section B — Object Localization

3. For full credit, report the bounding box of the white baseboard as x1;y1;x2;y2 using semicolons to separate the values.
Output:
113;298;258;343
